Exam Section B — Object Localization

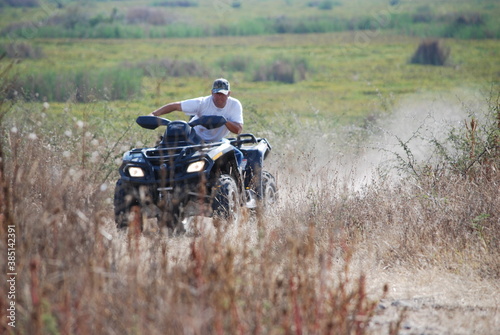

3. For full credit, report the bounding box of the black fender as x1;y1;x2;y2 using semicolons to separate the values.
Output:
235;135;272;200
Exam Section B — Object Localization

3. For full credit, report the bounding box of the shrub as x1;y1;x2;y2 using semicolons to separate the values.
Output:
410;39;450;66
252;57;310;83
318;0;335;10
153;0;198;7
412;6;433;23
12;66;143;102
308;1;341;9
435;100;500;178
126;7;168;25
1;0;39;7
216;54;251;72
0;42;43;59
136;58;209;78
454;12;484;26
378;90;500;278
47;4;90;30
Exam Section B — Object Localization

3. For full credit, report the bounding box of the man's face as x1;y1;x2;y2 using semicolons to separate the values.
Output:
212;92;229;108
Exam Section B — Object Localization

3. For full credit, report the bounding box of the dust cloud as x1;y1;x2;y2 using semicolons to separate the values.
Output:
301;89;488;192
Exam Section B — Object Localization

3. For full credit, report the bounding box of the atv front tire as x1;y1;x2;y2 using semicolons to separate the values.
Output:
212;174;241;224
114;180;142;231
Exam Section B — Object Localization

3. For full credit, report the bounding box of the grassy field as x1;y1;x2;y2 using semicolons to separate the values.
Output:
1;0;500;334
1;0;499;38
3;33;499;130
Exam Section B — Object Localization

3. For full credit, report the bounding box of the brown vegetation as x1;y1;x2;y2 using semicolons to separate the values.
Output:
0;92;499;333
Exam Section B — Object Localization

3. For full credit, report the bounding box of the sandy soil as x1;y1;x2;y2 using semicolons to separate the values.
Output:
367;269;500;334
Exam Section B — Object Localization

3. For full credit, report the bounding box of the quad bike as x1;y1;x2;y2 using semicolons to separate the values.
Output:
113;115;277;233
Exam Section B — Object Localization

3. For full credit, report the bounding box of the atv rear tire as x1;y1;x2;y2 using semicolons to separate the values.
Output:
212;174;241;224
262;171;277;208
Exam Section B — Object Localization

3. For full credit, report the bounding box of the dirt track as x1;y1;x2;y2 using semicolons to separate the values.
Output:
366;269;499;334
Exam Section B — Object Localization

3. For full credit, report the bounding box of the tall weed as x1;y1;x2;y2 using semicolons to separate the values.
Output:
0;101;393;334
1;63;499;335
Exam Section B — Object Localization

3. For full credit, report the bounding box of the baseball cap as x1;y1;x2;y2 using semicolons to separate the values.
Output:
212;78;230;95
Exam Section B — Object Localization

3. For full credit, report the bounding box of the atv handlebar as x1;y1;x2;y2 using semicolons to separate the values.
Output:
188;115;227;129
136;115;228;131
136;116;170;130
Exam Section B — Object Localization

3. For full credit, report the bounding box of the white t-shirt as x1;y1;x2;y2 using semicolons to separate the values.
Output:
181;95;243;142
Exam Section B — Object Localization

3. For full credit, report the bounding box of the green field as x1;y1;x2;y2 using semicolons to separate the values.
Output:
2;0;500;38
3;35;498;134
1;0;499;133
1;0;499;167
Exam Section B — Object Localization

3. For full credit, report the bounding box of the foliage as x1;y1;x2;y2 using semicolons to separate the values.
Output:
1;0;499;39
10;66;143;102
386;86;500;182
434;92;500;177
126;7;170;26
410;39;450;66
252;57;311;84
0;0;39;7
153;0;198;7
136;58;209;78
0;41;44;59
216;54;252;72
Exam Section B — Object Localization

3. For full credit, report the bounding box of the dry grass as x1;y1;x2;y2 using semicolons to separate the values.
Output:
1;92;499;334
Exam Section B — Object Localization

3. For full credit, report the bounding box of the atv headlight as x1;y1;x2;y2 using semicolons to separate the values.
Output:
187;160;205;173
127;166;145;178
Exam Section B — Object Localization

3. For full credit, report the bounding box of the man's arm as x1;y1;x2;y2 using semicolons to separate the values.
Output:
150;102;182;116
226;120;243;135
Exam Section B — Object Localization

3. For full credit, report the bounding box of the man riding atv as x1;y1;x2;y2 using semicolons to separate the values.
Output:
150;77;244;166
150;78;243;141
114;78;277;233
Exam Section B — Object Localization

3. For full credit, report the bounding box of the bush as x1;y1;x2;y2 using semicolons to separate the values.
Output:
136;58;209;78
217;54;252;72
252;57;310;83
307;1;341;10
153;0;198;7
126;7;168;25
454;12;484;26
46;4;90;30
0;0;38;7
380;90;500;277
12;66;143;102
412;6;433;23
410;39;450;66
0;42;43;59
